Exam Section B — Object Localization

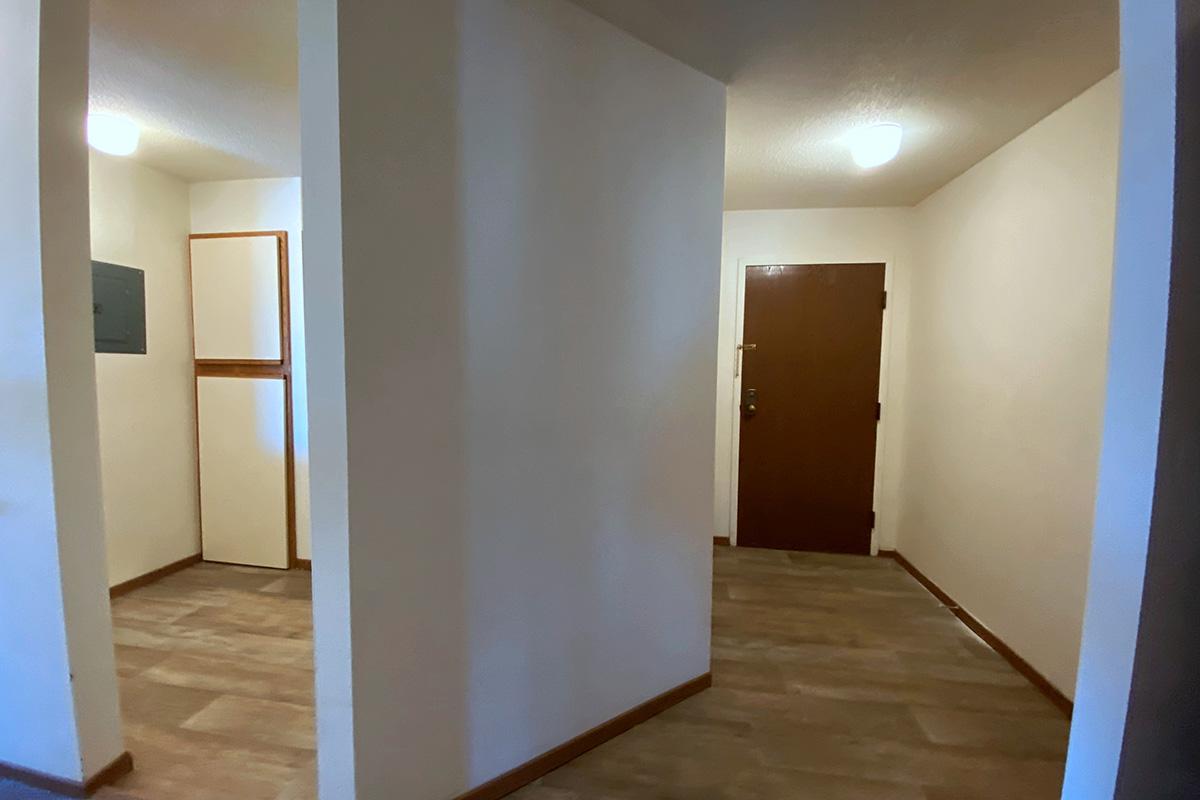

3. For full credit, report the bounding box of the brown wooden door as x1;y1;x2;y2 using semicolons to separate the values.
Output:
736;263;885;554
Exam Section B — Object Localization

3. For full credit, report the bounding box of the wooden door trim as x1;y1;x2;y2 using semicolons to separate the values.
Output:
196;358;290;369
188;231;299;569
196;362;292;379
728;259;893;553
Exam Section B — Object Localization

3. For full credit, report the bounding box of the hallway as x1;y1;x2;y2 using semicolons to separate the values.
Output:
0;548;1069;800
511;546;1070;799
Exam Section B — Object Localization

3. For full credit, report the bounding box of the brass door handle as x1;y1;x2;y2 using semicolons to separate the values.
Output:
735;343;757;377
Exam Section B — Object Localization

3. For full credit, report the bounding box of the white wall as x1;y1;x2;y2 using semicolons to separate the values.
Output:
898;74;1121;697
718;208;915;550
459;2;723;784
90;152;201;587
0;0;125;781
299;0;724;796
190;179;310;561
91;170;309;581
1064;3;1179;796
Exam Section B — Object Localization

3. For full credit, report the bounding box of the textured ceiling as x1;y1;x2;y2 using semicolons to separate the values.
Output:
568;0;1119;208
89;0;299;182
89;1;1118;202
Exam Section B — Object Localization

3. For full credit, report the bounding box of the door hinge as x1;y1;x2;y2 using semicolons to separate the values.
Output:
881;290;888;310
875;401;882;421
870;510;877;529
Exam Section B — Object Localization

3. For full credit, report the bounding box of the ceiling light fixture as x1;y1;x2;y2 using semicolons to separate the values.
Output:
87;114;140;156
848;123;903;169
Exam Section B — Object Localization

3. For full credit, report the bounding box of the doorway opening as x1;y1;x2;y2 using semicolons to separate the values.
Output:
87;1;314;796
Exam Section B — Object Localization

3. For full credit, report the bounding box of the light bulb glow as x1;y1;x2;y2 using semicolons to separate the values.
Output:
87;114;140;156
848;123;903;169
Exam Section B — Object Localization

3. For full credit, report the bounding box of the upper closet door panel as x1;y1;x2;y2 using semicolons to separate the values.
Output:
191;236;283;361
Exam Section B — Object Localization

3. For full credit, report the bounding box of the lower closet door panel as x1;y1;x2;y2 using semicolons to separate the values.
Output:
197;376;289;568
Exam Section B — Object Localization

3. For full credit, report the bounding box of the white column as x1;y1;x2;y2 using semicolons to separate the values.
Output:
299;2;468;796
1063;0;1179;797
299;2;724;797
0;0;126;785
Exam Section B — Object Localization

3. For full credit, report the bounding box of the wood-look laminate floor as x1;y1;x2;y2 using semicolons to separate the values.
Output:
510;546;1070;800
2;547;1070;799
97;563;317;800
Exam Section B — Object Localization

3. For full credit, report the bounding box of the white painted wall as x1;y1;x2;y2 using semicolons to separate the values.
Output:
898;74;1121;698
190;179;311;561
1064;3;1178;795
718;208;916;550
458;2;723;785
90;152;201;588
299;0;724;796
0;0;124;781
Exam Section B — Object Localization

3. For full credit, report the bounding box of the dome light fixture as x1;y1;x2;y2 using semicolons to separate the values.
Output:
848;122;903;169
87;114;140;156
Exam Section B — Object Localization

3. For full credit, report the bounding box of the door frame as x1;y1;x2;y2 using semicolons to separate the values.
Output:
188;230;298;569
727;258;896;554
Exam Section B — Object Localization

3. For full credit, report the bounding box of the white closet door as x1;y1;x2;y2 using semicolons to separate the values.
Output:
197;376;289;568
191;236;283;361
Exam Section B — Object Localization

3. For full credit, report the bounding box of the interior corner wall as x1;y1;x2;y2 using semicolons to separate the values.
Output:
898;73;1122;698
298;0;724;796
90;152;201;587
717;208;916;551
189;179;310;561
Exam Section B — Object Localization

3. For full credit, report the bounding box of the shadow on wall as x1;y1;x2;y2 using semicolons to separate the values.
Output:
300;0;470;797
455;0;721;788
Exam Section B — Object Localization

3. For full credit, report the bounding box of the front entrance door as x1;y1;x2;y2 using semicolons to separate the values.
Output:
736;263;886;554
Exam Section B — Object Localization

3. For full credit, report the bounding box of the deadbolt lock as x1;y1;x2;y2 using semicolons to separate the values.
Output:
742;388;758;418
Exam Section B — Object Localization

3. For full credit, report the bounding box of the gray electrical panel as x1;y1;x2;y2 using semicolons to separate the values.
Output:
92;260;146;354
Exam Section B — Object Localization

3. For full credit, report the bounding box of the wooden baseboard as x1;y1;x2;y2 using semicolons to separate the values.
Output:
454;672;712;800
878;550;1073;718
200;558;290;571
84;752;134;795
0;751;133;798
110;554;202;599
294;558;312;571
713;536;731;547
